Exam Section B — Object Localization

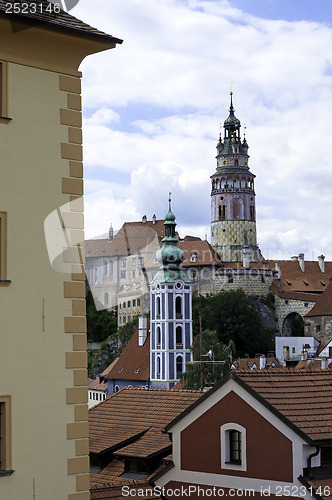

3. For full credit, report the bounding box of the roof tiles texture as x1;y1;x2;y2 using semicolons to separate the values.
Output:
85;220;165;258
89;387;202;455
90;481;160;500
236;369;332;442
106;329;150;382
0;0;122;43
306;281;332;317
269;260;332;294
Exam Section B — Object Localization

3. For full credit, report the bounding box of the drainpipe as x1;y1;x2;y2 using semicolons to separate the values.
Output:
307;447;319;479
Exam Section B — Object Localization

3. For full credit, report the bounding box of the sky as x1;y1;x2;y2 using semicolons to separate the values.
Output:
71;0;332;261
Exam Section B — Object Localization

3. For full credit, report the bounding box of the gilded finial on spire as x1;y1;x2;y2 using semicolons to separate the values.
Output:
229;91;234;114
168;192;172;211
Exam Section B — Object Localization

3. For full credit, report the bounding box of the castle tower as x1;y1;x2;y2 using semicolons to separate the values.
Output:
150;197;193;389
211;93;259;262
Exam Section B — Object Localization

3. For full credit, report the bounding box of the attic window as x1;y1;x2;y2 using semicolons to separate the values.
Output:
286;280;291;286
320;281;326;286
303;281;309;286
135;368;140;374
190;252;198;263
118;368;124;374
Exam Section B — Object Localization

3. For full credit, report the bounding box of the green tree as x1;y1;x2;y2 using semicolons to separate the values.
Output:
86;290;118;342
184;329;235;389
193;289;274;357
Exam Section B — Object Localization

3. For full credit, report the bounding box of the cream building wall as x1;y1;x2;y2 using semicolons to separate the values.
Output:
0;14;119;500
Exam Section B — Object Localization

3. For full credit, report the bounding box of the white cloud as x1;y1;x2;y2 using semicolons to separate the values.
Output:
72;0;332;259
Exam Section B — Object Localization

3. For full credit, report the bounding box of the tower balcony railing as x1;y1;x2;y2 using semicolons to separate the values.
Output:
212;187;254;195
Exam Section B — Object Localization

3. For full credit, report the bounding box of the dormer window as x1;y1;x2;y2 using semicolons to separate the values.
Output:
190;252;198;263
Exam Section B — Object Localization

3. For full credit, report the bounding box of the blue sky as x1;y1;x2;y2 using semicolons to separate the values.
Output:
72;0;332;261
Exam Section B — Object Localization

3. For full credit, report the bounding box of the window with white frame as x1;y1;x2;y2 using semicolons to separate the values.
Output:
220;423;247;471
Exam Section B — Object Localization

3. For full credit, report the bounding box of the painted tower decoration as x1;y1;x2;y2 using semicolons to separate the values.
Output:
211;93;259;262
150;197;193;389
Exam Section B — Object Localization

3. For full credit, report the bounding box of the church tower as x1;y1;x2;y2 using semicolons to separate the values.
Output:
150;197;193;389
211;93;259;262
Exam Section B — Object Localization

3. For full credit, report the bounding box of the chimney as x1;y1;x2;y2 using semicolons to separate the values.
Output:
291;255;299;261
275;262;280;279
301;346;308;361
142;215;147;223
138;316;148;346
243;245;250;269
321;357;328;369
318;255;325;273
298;253;305;272
108;223;114;243
152;214;156;225
259;355;266;370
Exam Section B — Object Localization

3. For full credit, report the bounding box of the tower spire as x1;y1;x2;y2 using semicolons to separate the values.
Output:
210;94;258;263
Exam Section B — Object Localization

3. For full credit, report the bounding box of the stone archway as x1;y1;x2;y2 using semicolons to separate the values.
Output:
282;312;304;337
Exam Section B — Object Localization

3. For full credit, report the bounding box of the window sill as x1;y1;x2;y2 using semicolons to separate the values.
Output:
0;280;11;287
0;469;15;477
0;117;12;124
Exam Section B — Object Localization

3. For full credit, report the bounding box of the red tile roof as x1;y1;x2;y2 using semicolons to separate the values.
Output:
235;369;332;442
268;260;332;294
100;358;120;378
0;0;122;44
85;220;165;258
306;281;332;317
89;387;202;455
106;329;150;382
270;282;320;302
89;378;108;391
91;481;161;500
165;370;332;445
179;240;222;267
232;357;278;370
115;428;171;459
307;479;332;500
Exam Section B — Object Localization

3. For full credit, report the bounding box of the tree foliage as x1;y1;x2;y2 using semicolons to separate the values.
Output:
88;316;139;377
184;329;235;389
86;290;118;342
193;289;275;357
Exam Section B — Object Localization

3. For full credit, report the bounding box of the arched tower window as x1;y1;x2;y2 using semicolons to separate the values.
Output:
104;293;108;307
156;296;161;318
233;198;244;220
176;356;183;375
109;260;113;275
156;356;161;377
175;297;182;318
156;326;161;346
176;326;183;345
104;260;108;275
